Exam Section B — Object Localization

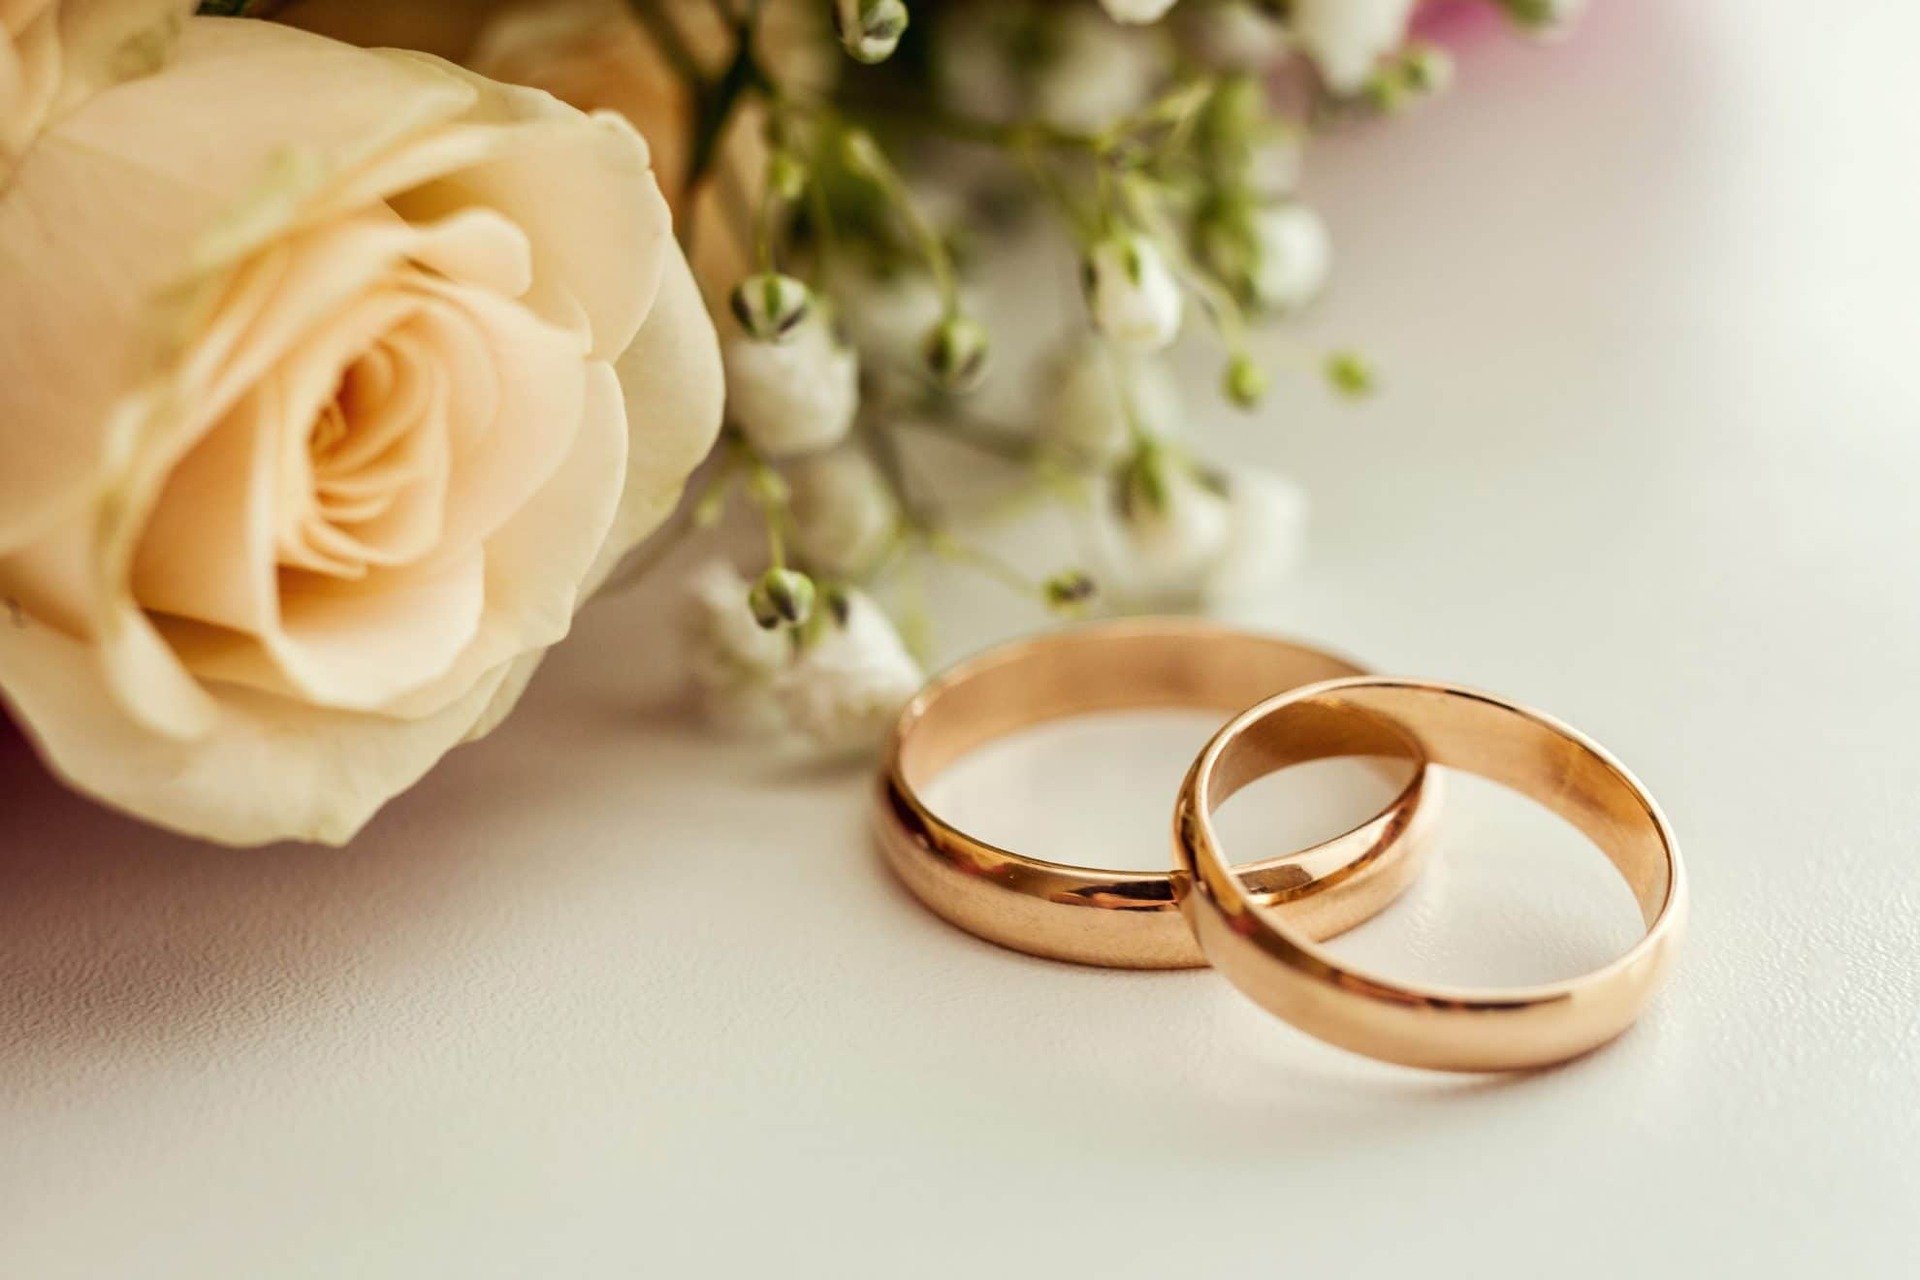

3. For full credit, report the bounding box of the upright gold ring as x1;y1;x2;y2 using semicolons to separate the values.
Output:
874;619;1439;968
1174;677;1688;1070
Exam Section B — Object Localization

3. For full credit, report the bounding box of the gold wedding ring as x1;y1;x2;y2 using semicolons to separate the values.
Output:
875;619;1439;968
1174;678;1688;1071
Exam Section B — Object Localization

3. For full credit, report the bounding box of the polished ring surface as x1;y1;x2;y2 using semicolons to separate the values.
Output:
875;619;1439;968
1174;677;1687;1070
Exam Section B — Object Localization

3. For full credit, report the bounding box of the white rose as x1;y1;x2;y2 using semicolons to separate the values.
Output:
0;16;723;844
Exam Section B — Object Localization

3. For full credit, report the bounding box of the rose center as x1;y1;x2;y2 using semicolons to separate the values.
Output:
275;310;453;581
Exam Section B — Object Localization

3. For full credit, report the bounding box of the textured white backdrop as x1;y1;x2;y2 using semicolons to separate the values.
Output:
3;1;1917;1275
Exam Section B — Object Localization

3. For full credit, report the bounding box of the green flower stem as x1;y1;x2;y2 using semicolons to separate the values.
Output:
708;433;795;571
1115;171;1253;363
804;127;842;293
894;413;1039;467
1013;140;1099;245
752;159;783;274
1097;342;1160;452
669;2;778;255
841;100;1103;155
844;127;961;315
626;0;705;88
925;534;1045;602
860;413;935;533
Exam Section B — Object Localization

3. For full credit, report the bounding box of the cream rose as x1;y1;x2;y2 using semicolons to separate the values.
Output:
0;15;723;844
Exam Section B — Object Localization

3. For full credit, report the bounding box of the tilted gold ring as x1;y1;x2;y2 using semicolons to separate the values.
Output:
1174;677;1687;1070
874;619;1439;969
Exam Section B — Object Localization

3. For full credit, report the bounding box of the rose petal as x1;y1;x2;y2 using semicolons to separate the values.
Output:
0;613;511;845
409;276;589;561
459;648;542;744
454;245;725;739
380;355;625;719
1;0;60;161
361;59;669;360
3;0;193;171
162;553;485;712
44;0;196;120
586;246;723;593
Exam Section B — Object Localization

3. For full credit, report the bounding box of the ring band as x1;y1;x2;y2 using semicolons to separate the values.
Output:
875;619;1439;968
1173;677;1687;1070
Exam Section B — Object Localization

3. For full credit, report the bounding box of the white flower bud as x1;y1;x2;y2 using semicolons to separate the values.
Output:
1325;349;1376;398
1033;8;1171;134
1223;353;1267;408
1175;0;1291;71
1401;44;1454;96
748;566;817;629
774;589;923;753
724;310;860;457
1044;570;1098;613
1204;468;1309;614
838;127;890;183
1289;0;1417;96
1498;0;1586;39
766;150;809;203
1100;0;1180;24
729;272;814;342
1038;338;1181;467
683;561;794;736
833;261;947;382
1093;463;1308;610
786;447;897;577
1245;123;1305;200
1366;42;1454;111
1244;202;1331;314
922;314;991;392
1083;233;1183;352
1108;452;1233;602
833;0;909;63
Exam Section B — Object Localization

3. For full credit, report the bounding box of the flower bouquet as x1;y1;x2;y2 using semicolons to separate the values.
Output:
0;0;1578;845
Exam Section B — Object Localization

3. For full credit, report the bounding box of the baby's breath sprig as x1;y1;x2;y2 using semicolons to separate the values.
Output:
663;0;1499;730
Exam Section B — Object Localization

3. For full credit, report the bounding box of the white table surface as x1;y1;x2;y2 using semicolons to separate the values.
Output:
4;2;1917;1276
